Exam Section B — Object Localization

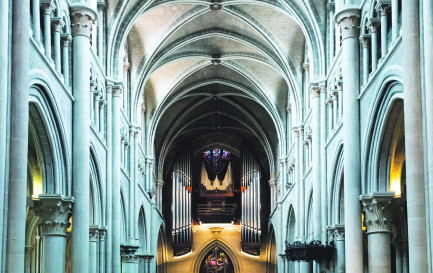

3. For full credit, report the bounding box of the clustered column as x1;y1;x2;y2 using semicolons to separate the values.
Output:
335;7;363;273
70;4;96;273
41;0;55;60
360;192;394;273
32;194;74;273
121;244;139;273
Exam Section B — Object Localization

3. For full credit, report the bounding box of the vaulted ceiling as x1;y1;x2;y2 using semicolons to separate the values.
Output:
105;0;326;176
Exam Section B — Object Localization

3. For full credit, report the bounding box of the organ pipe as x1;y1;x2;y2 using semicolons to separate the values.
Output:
171;149;192;252
241;148;261;251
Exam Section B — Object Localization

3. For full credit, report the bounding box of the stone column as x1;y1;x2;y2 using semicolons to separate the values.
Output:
402;0;428;271
145;158;154;194
360;192;394;273
61;34;72;86
121;244;139;273
6;0;30;271
360;35;370;85
31;194;74;273
0;0;9;268
94;91;100;130
32;0;41;43
112;83;123;273
391;0;399;42
89;226;99;273
328;2;335;61
51;17;64;73
327;98;333;133
129;126;139;242
156;181;164;211
105;81;113;273
329;225;345;273
311;85;321;239
336;82;343;121
377;2;390;57
297;126;305;241
368;19;379;71
331;91;338;125
423;0;433;267
97;1;105;63
335;7;363;273
70;5;96;273
319;82;328;242
24;246;33;273
99;227;107;273
41;0;55;59
99;98;107;135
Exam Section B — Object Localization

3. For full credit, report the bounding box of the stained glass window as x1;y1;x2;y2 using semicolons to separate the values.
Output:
203;149;231;181
199;247;234;273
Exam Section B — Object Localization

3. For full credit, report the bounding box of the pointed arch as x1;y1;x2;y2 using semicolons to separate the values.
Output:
192;239;241;273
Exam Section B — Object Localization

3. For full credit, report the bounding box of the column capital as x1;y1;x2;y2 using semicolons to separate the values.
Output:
40;0;56;15
129;125;141;138
376;0;391;14
51;17;64;32
70;4;97;38
268;179;277;187
89;225;100;242
99;226;107;241
328;224;345;241
310;84;321;98
61;33;72;47
335;7;361;40
121;244;140;263
97;0;107;9
326;1;335;12
319;80;327;93
112;82;124;98
326;97;334;107
360;192;395;234
367;18;381;33
30;194;74;236
359;34;371;48
302;62;310;71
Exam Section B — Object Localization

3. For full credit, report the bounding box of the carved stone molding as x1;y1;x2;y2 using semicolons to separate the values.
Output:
89;225;100;242
31;194;74;237
359;34;371;48
112;82;123;98
367;18;380;34
310;84;321;98
70;4;97;38
209;226;224;238
41;0;56;15
99;226;107;242
51;17;64;32
360;192;395;234
61;33;72;47
121;244;140;263
335;7;361;40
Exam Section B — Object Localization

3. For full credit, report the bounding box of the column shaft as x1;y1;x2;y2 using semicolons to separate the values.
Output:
99;230;106;273
70;6;96;273
402;0;428;271
368;233;391;273
336;239;345;273
360;36;370;85
105;82;113;273
6;0;30;271
380;6;389;57
0;0;9;269
61;35;71;86
52;18;63;73
370;23;379;71
423;0;433;267
311;86;321;238
112;84;123;273
89;229;98;273
336;8;363;273
391;0;399;42
42;4;53;59
320;84;327;242
32;0;41;43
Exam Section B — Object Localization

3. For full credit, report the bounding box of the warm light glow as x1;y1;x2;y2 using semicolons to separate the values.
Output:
362;213;366;231
32;172;43;198
390;145;405;198
67;217;72;232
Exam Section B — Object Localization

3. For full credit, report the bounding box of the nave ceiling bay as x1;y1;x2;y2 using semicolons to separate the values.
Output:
106;1;326;151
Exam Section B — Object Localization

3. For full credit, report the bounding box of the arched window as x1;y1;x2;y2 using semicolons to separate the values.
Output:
199;247;234;273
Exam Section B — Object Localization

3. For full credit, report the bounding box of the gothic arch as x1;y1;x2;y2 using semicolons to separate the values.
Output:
192;239;241;273
329;142;344;225
90;145;104;225
266;225;277;273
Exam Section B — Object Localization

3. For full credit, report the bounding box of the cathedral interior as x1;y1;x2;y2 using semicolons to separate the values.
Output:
1;0;433;272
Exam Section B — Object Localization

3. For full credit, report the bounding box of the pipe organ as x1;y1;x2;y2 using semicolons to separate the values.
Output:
241;148;261;255
171;149;192;255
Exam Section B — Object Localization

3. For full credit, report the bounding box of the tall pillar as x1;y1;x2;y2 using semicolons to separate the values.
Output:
0;0;9;269
99;227;107;273
89;226;99;273
311;85;321;239
332;225;345;273
360;35;370;85
41;0;55;59
51;17;64;73
360;192;394;273
112;83;123;273
6;0;30;271
97;1;106;63
121;244;139;273
129;126;139;242
335;7;363;273
31;194;74;273
105;81;113;273
32;0;41;43
423;0;433;267
377;2;390;57
391;0;399;42
327;2;335;62
319;82;328;242
368;19;379;71
70;5;96;273
402;0;428;271
327;98;333;133
61;34;72;86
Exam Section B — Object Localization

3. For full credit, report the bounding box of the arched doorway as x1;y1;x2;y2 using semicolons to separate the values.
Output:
199;246;234;273
267;226;277;273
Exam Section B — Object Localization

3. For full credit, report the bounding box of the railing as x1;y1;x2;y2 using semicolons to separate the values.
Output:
197;204;236;223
